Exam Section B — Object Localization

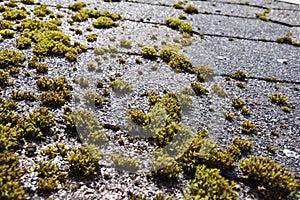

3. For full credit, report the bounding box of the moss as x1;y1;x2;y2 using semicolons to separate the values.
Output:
168;53;192;72
165;17;193;34
239;155;299;199
67;145;100;176
255;9;270;21
86;33;97;42
281;106;291;113
135;57;143;64
68;2;86;11
266;145;276;153
231;97;245;109
280;122;288;129
276;34;293;44
224;111;234;120
191;82;209;95
0;28;14;38
0;49;26;68
264;77;278;82
140;46;157;58
184;4;199;14
229;69;247;80
240;106;251;115
110;78;132;93
189;165;237;199
93;16;119;28
173;1;183;9
11;89;36;101
111;153;139;171
269;92;288;105
20;0;35;4
84;90;106;107
34;4;52;17
0;19;13;30
127;108;150;126
0;69;9;88
2;7;27;20
236;81;245;88
120;38;132;48
16;36;31;49
204;147;236;171
241;120;255;134
211;84;228;97
195;64;214;81
232;137;252;151
0;151;26;199
270;130;279;136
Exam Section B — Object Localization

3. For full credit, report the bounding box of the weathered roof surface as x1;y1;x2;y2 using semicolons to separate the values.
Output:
0;0;299;199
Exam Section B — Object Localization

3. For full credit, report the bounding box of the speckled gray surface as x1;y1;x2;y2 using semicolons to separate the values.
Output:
0;0;299;199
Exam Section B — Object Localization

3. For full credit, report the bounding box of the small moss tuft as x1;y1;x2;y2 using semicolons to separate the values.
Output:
241;120;255;134
184;4;198;14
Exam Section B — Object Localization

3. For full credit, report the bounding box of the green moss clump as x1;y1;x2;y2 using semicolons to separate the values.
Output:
67;145;100;176
16;36;31;49
28;106;56;129
269;92;288;105
120;38;132;48
92;16;119;28
127;108;150;126
191;82;209;95
184;4;199;14
168;53;192;72
281;106;291;113
165;17;193;34
86;33;98;42
109;78;132;93
173;1;183;9
68;2;86;11
255;9;270;21
239;155;299;199
224;111;234;120
0;69;9;88
36;76;72;107
11;89;36;101
111;153;139;171
0;19;13;29
0;49;26;68
2;8;27;20
231;97;245;109
0;29;14;38
276;34;292;44
34;4;52;17
21;0;35;4
189;165;237;199
232;137;252;151
71;11;89;22
241;120;255;134
35;160;65;193
229;69;247;80
203;147;236;171
0;151;26;199
240;106;251;115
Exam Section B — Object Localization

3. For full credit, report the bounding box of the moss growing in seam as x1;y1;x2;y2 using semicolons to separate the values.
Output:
165;17;193;34
0;151;27;199
189;165;237;199
239;155;299;199
93;17;119;29
184;4;199;14
269;92;288;105
68;2;86;11
229;69;247;80
191;82;209;95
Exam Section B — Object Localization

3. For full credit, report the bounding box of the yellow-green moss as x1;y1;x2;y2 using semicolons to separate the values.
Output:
191;82;209;95
165;17;193;34
0;49;26;68
0;28;14;38
16;36;31;49
241;120;255;134
0;69;9;87
229;69;247;80
86;33;98;42
2;7;27;20
189;165;237;199
239;155;299;199
93;16;119;28
21;0;35;4
173;1;183;9
240;106;251;115
111;153;139;171
0;19;13;29
269;92;288;105
232;137;252;151
34;4;52;17
231;97;245;109
11;89;36;101
68;2;86;11
184;4;198;14
110;78;132;93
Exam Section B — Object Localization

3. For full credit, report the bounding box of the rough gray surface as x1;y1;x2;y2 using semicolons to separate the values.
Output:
0;0;299;199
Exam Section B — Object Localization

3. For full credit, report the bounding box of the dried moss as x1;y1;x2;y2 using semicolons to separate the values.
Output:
120;38;132;48
21;0;35;4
